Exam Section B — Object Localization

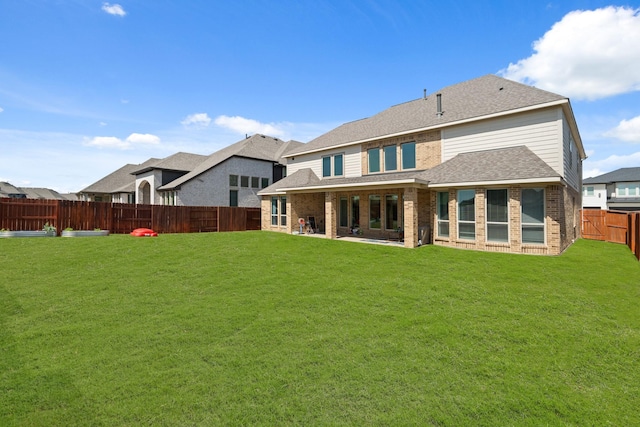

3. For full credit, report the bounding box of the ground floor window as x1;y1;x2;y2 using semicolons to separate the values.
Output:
339;196;348;227
458;189;475;240
437;191;449;237
369;195;381;229
351;196;360;228
385;194;399;230
522;188;545;244
271;197;278;226
486;189;508;242
280;196;287;226
230;190;238;207
162;191;177;206
271;196;287;226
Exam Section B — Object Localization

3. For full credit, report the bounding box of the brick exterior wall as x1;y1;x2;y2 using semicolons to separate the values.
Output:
361;130;441;174
430;185;573;255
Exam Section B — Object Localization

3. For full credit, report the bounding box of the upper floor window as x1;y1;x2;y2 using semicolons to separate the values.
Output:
241;176;249;188
251;177;259;188
584;186;594;197
322;153;344;177
401;142;416;169
616;182;640;197
368;149;381;173
229;174;238;187
261;178;269;189
384;146;397;171
369;141;416;174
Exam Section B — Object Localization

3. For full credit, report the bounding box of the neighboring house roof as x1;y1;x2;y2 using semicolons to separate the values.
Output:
0;181;26;197
286;74;581;158
1;181;76;200
583;167;640;185
20;187;66;200
132;152;207;175
158;134;301;190
79;161;157;194
259;146;560;195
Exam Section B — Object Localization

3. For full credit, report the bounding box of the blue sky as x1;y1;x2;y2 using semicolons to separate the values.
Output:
1;1;639;193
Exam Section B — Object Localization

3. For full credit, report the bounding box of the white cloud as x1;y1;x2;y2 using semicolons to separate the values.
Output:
604;116;640;142
0;107;4;113
214;115;287;137
181;113;212;127
500;6;640;100
102;3;126;17
583;151;640;178
85;133;160;150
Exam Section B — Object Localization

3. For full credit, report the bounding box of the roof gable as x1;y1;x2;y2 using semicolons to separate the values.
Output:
132;152;207;175
159;134;297;190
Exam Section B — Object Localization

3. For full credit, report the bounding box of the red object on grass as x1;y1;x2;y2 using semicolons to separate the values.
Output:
130;228;158;237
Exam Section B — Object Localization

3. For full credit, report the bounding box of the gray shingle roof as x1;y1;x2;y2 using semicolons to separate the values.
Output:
159;134;299;190
583;167;640;184
286;74;567;156
132;152;207;175
79;161;154;194
419;145;561;185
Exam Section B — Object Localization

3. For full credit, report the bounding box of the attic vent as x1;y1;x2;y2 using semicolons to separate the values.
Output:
436;93;443;116
499;87;504;91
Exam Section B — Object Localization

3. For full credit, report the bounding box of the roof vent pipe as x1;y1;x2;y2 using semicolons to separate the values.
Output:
436;93;443;116
423;89;427;100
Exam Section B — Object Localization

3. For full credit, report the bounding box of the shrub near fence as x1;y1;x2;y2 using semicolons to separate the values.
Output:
0;198;260;235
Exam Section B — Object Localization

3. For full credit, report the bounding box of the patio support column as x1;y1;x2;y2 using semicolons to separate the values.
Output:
404;187;418;248
325;192;337;239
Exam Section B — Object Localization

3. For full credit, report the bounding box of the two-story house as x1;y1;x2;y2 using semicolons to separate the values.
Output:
79;134;300;208
259;74;586;255
583;167;640;211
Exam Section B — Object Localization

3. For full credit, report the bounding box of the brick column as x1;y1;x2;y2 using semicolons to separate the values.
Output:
509;187;522;252
325;192;337;239
404;187;418;248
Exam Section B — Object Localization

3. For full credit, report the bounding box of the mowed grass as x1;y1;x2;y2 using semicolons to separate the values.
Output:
1;232;639;426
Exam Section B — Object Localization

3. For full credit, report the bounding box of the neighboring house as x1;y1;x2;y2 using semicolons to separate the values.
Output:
79;134;300;207
259;74;586;255
1;181;76;200
156;134;302;207
583;167;640;211
77;159;160;203
132;152;208;205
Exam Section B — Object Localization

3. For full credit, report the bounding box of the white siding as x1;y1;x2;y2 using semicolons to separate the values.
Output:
582;183;607;210
442;108;563;174
562;115;580;191
287;145;362;178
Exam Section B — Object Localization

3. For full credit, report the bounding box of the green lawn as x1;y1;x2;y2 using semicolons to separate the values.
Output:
1;232;639;426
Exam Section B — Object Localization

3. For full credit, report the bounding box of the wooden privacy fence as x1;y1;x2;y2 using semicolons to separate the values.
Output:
0;198;261;235
581;209;640;261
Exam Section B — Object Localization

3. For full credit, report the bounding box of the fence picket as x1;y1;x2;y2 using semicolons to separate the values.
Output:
1;198;260;235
